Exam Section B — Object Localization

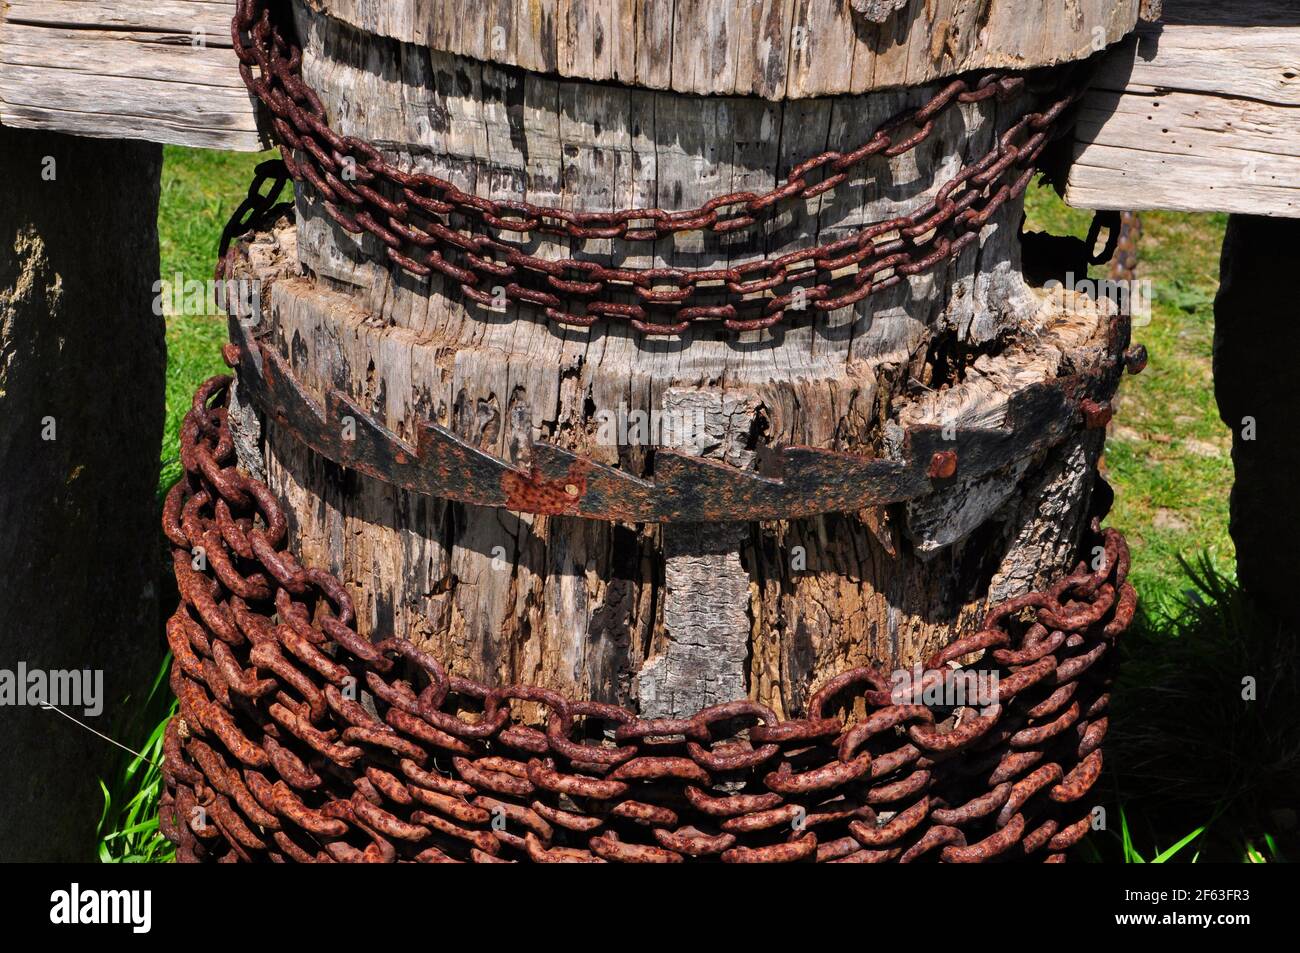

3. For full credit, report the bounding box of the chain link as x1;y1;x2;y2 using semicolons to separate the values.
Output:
161;370;1135;862
215;158;293;281
230;0;1088;335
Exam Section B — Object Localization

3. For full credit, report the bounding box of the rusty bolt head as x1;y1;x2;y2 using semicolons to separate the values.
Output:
1123;345;1148;375
222;343;243;368
1081;400;1113;430
928;450;958;480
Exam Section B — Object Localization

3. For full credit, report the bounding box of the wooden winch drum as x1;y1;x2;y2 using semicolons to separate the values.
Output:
231;0;1139;720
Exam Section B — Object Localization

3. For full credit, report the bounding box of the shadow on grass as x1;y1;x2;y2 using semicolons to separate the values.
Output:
97;481;183;862
1080;556;1299;862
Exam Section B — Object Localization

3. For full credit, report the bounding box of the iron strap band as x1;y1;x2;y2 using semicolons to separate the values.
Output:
228;318;1123;523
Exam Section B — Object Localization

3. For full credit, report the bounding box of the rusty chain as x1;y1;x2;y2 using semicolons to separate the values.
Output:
160;366;1135;862
230;0;1089;335
215;158;293;282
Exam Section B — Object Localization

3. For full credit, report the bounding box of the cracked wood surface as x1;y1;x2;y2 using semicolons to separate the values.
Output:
313;0;1139;99
637;389;760;718
215;7;1125;717
235;224;1115;716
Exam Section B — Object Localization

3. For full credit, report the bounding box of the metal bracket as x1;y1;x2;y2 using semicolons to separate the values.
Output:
230;320;1112;523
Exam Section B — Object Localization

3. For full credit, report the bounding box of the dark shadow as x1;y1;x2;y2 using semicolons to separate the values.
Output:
1163;6;1300;26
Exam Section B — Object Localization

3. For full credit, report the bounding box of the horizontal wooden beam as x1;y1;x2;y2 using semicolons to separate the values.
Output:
1066;0;1300;218
0;1;265;151
0;1;1142;146
3;0;1293;223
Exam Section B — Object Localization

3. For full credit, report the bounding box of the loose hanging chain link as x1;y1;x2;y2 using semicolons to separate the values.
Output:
161;370;1135;863
216;158;293;281
229;0;1088;335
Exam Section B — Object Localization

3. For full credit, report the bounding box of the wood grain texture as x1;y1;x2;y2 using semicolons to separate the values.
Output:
1066;0;1300;217
0;0;265;149
234;224;1115;716
639;389;759;718
290;4;1040;362
315;0;1140;99
0;0;1146;148
218;9;1122;716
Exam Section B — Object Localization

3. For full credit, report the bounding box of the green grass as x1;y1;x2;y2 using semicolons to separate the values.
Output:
96;154;1262;863
1024;187;1234;607
1102;556;1300;862
98;146;270;862
96;655;177;863
158;146;275;498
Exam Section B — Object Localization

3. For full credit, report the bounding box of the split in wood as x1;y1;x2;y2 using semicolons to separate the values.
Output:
229;318;1121;524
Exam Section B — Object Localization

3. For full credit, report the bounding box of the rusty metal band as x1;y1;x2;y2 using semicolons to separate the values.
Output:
228;317;1124;523
229;0;1091;335
160;372;1135;863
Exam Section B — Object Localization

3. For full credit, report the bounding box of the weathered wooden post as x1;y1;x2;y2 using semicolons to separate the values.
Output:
232;0;1137;716
0;126;163;861
0;1;263;859
147;0;1144;863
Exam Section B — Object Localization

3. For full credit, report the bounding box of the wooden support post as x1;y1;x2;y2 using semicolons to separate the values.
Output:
225;0;1132;718
0;125;164;860
1214;215;1300;624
